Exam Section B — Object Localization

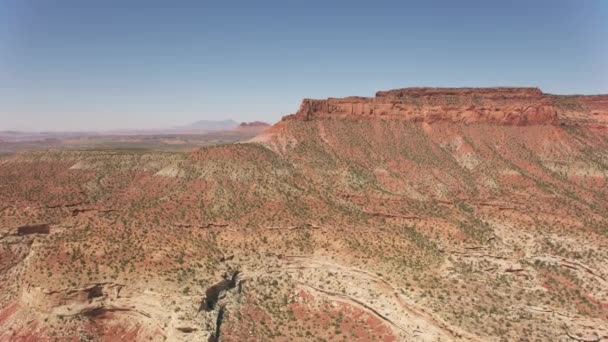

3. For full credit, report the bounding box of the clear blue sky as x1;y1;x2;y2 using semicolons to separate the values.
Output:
1;0;607;131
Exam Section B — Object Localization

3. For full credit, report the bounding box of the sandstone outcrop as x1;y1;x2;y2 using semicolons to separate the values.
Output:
283;87;608;126
20;282;123;314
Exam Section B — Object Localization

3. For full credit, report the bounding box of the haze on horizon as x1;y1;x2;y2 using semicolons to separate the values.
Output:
1;0;607;132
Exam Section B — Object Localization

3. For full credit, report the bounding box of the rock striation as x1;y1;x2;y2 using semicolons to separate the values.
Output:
283;87;608;126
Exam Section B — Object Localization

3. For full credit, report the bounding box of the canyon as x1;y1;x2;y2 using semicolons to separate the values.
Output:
1;87;608;341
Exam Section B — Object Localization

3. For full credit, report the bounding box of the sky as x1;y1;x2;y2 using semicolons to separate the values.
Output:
0;0;607;131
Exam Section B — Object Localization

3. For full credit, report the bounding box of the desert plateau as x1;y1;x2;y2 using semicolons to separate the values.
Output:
1;87;608;341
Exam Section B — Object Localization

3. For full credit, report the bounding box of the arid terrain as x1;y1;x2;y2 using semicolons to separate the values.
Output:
1;87;608;341
0;121;270;155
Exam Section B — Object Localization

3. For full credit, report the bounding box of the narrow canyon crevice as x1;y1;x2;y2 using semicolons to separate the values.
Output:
201;271;240;312
208;305;225;342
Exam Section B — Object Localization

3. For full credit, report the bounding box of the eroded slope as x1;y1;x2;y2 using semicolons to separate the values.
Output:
1;88;608;341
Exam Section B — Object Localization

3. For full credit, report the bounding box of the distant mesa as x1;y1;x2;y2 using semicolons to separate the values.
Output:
282;87;608;126
239;121;270;127
178;119;239;132
237;121;270;134
178;119;270;132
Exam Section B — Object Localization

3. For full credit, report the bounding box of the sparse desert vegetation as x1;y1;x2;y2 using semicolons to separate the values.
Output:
1;88;608;341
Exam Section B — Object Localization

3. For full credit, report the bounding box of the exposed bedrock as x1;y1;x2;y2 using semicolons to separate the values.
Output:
208;305;226;342
20;282;123;315
283;87;608;126
201;271;241;312
201;271;243;342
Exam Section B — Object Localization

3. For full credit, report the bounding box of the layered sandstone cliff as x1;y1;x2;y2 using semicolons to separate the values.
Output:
283;87;608;126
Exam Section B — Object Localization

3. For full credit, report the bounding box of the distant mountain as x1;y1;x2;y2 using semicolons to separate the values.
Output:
177;119;239;132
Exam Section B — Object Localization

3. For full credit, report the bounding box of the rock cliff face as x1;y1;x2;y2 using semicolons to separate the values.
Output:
283;87;608;126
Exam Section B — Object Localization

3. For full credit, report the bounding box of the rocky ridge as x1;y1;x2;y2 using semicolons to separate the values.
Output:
283;87;608;126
